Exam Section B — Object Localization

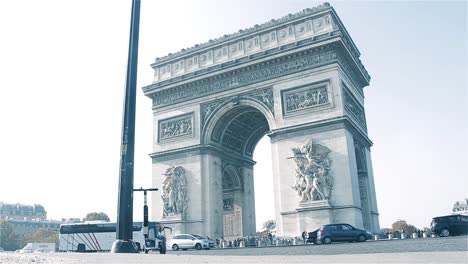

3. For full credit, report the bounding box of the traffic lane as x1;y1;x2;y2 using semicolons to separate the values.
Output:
163;236;468;256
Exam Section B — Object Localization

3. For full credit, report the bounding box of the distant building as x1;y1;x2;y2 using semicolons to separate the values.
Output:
0;202;79;236
0;202;46;221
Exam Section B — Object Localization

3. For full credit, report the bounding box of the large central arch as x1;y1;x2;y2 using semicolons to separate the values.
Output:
143;3;380;238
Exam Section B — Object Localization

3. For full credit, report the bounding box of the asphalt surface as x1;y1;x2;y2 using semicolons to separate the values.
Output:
0;236;467;264
162;235;468;256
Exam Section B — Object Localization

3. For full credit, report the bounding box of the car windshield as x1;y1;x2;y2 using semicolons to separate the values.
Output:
192;234;204;239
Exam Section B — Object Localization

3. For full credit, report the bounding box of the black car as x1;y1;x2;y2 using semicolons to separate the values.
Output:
316;223;372;244
431;214;468;237
306;229;319;244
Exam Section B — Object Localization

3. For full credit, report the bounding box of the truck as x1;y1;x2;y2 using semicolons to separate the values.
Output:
18;243;55;253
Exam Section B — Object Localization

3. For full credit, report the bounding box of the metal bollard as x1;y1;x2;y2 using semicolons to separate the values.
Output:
374;235;379;241
423;232;427;238
401;233;406;239
388;234;394;239
412;233;418;239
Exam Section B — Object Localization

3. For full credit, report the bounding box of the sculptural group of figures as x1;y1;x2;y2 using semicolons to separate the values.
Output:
160;119;192;140
290;139;333;203
286;87;328;112
162;166;187;216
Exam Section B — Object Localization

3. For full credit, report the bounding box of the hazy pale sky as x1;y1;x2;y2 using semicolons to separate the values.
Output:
0;0;466;231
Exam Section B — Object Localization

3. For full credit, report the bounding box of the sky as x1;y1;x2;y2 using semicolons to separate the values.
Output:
0;0;466;232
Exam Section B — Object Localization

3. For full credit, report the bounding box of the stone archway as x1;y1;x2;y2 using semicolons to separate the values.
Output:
144;3;380;237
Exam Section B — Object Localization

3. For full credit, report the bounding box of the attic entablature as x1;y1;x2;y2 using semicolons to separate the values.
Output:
149;2;368;84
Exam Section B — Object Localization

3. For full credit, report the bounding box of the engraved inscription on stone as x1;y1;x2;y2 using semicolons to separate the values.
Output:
223;204;242;239
282;83;329;115
159;113;193;141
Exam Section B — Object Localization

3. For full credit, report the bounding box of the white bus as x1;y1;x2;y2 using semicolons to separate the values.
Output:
59;221;169;253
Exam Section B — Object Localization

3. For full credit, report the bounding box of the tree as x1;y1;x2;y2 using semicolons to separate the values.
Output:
31;228;59;244
0;220;19;251
83;212;110;222
390;219;417;234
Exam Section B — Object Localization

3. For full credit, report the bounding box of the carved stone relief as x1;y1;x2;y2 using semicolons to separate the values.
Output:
290;139;333;203
158;113;194;141
282;84;329;115
161;166;188;217
343;88;367;130
200;88;274;130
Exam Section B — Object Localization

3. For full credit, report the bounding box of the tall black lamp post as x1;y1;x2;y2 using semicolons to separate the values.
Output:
111;0;141;253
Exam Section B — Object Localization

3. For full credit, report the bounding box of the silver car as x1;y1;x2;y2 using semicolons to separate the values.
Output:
170;234;214;250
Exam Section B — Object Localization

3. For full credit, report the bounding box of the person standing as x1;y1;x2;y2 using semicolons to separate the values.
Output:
302;230;307;244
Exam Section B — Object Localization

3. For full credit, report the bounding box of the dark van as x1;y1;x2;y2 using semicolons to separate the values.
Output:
431;214;468;237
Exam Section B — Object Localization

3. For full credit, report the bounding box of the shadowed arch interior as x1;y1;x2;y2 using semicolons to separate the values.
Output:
211;106;270;157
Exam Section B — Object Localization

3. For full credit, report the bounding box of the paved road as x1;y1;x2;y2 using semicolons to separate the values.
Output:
163;235;468;256
1;236;467;264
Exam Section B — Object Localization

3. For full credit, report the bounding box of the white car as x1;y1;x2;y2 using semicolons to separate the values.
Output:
170;234;214;251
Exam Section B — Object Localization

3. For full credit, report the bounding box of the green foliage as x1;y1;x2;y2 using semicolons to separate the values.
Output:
0;220;20;251
390;219;417;234
30;228;58;244
84;212;110;222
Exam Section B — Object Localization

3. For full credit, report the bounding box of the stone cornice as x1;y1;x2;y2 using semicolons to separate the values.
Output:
147;3;369;86
149;144;256;166
152;2;334;66
268;116;373;147
144;41;369;110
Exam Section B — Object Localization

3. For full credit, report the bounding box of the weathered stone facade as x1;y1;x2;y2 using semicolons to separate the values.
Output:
144;3;380;237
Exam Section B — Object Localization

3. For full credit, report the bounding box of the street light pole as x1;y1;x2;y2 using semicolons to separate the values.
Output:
111;0;141;253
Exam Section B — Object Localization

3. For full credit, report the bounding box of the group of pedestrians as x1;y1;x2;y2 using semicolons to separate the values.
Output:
213;233;305;248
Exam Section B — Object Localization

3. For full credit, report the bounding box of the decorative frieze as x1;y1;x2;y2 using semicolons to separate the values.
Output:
158;113;194;142
343;88;367;130
282;83;330;115
152;10;334;82
152;49;338;108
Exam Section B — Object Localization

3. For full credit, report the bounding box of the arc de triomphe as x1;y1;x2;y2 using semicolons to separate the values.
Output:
143;3;380;238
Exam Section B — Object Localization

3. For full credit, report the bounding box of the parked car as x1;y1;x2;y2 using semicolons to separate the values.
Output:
316;223;372;244
170;234;214;251
306;229;319;244
431;214;468;237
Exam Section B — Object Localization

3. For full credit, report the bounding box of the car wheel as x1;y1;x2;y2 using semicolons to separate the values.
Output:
322;237;332;244
440;228;450;237
172;244;179;251
357;234;366;242
195;243;202;250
